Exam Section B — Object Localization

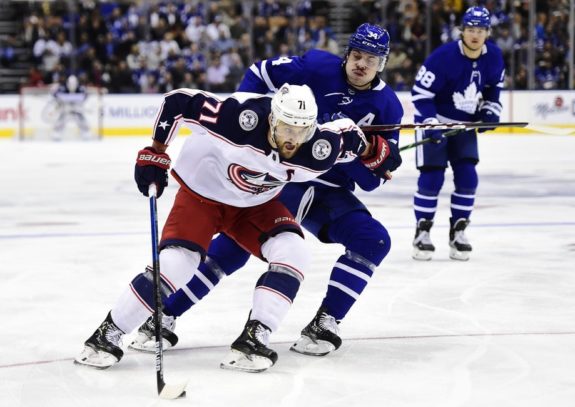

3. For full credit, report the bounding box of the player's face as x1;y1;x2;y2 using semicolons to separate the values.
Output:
461;27;489;52
271;120;311;159
345;49;380;90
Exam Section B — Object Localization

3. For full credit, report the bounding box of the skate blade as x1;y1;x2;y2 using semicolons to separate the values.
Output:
73;346;119;369
290;336;334;356
219;349;273;373
449;248;470;261
412;247;433;261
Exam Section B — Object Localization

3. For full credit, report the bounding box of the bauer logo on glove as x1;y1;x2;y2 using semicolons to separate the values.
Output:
134;146;171;197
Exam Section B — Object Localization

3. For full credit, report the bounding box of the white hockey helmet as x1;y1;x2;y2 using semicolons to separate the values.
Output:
67;75;79;92
270;83;318;142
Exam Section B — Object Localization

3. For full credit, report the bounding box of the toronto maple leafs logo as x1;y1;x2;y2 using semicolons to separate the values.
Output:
452;82;482;114
238;109;258;131
228;164;284;194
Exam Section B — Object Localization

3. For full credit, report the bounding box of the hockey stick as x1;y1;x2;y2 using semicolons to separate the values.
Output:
361;121;528;133
148;184;187;400
399;129;463;151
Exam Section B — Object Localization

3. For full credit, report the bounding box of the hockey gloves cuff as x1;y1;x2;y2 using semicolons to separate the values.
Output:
134;146;171;197
478;108;500;133
361;134;402;180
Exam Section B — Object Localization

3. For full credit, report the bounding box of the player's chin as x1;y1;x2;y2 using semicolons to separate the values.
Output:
348;74;372;89
280;144;299;158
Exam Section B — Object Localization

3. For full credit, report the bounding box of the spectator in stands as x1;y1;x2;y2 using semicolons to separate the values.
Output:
0;35;16;67
11;0;575;94
535;52;561;90
206;54;229;93
185;15;206;45
109;60;137;93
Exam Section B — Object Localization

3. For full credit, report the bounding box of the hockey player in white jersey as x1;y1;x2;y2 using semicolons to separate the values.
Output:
130;23;404;359
410;6;505;261
74;83;398;372
52;75;91;140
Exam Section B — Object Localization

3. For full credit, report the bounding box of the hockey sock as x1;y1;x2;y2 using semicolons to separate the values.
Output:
322;251;375;321
252;268;301;332
451;161;478;220
414;168;444;221
322;211;389;321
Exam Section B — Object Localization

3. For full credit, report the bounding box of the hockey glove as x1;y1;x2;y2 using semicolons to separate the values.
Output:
424;129;444;144
320;111;348;124
477;108;500;133
134;146;171;198
361;134;402;180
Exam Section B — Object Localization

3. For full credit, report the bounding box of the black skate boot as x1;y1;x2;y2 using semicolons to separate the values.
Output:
129;313;178;352
412;219;436;261
449;218;472;261
220;319;278;373
290;307;342;356
74;311;125;369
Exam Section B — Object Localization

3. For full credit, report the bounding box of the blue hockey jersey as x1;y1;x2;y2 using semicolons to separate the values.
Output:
411;40;505;123
239;49;404;190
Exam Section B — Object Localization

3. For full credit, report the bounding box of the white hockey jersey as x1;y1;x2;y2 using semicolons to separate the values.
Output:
152;89;368;207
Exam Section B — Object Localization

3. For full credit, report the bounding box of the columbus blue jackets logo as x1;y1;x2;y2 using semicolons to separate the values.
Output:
228;164;284;194
238;109;258;131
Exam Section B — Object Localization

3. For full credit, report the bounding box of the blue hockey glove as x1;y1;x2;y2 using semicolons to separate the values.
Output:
424;129;444;144
320;111;348;124
477;108;500;133
134;146;171;198
361;134;402;180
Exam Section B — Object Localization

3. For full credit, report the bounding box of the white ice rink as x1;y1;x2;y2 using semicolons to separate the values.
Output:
1;133;574;407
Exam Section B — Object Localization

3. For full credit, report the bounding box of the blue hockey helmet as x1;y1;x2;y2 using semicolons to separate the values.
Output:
461;6;491;29
347;23;390;71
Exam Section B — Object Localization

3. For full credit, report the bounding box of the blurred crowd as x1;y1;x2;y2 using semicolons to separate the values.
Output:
7;0;573;93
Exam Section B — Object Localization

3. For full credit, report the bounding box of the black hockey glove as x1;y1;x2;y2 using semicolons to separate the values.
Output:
478;108;500;133
134;146;171;198
424;129;445;144
361;134;402;180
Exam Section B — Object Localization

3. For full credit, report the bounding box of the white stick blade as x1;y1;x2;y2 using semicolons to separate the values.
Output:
159;381;188;399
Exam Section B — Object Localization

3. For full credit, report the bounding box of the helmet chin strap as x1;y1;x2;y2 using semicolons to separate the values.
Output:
268;115;280;150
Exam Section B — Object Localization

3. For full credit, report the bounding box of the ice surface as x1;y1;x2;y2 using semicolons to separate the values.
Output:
1;134;574;407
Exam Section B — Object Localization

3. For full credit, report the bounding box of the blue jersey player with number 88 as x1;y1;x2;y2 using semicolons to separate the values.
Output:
411;6;505;262
129;23;404;358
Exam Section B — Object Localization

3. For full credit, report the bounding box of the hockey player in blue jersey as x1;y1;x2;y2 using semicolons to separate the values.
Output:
411;6;504;262
130;23;404;358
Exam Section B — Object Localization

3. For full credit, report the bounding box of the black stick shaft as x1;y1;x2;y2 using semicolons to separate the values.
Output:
148;187;165;395
361;121;528;133
399;129;462;151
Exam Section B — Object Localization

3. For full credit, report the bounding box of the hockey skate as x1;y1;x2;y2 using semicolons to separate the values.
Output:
290;307;342;356
74;311;125;369
220;319;278;373
412;219;435;261
449;218;472;261
129;313;178;352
